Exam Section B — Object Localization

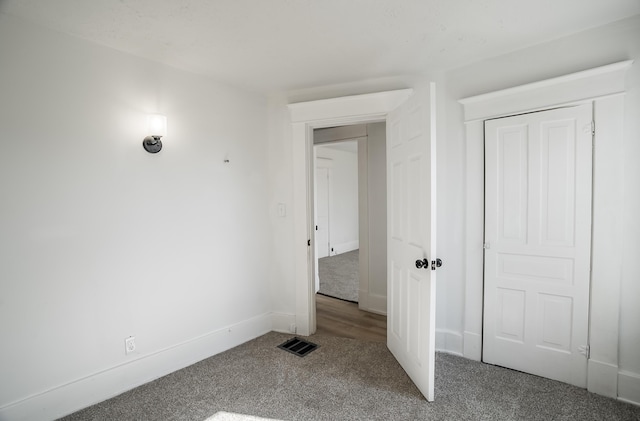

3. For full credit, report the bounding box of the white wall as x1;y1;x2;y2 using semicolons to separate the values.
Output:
0;14;272;420
315;143;359;254
444;15;640;403
356;122;389;315
365;123;387;299
266;96;296;331
618;17;640;406
270;14;640;404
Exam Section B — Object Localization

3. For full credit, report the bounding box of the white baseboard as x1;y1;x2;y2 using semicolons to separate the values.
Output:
0;313;273;421
358;290;386;315
588;359;618;398
331;241;359;255
463;331;482;361
435;329;463;356
271;312;297;334
618;370;640;406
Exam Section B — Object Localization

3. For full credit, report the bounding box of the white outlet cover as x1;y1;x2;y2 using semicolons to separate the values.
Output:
125;336;136;354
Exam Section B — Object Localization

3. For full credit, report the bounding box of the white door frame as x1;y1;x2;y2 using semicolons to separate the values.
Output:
459;60;633;398
314;156;332;259
288;89;412;336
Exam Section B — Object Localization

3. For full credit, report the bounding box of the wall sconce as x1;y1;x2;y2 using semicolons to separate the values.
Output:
142;114;167;153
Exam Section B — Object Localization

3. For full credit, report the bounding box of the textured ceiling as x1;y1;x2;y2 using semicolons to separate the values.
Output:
2;0;639;93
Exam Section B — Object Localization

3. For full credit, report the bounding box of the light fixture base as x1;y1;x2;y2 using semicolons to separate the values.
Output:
143;136;162;153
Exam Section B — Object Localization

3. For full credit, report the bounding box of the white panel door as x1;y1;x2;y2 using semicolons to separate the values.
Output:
483;104;593;387
315;166;330;259
387;86;437;401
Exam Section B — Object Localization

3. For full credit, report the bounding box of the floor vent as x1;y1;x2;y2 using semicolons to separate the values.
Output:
277;337;318;357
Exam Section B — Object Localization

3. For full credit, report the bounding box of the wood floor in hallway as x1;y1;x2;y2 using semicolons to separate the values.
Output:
315;293;387;343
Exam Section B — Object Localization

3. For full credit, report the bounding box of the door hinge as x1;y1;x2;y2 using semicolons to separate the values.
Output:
578;344;590;359
591;121;595;136
483;242;490;250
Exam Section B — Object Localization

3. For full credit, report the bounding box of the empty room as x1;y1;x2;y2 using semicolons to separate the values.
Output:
1;1;639;420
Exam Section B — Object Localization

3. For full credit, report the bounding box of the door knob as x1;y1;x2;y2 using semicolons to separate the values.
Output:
415;258;429;269
431;258;443;270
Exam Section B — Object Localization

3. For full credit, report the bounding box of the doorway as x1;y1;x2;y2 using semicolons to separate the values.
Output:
482;104;593;387
312;123;388;341
314;139;360;303
313;123;387;313
288;87;438;401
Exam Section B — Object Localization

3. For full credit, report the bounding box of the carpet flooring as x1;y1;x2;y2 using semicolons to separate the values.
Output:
318;250;359;302
60;332;640;421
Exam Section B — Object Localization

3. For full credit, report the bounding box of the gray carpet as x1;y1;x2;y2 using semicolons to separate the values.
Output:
60;332;640;421
318;250;359;302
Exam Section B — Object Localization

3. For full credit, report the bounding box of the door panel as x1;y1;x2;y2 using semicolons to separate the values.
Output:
537;293;573;352
498;125;528;244
496;287;525;342
387;85;437;401
539;120;576;246
390;160;404;241
483;104;592;387
390;262;402;338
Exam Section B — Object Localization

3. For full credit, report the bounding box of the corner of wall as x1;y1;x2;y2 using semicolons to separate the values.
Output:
271;312;297;334
435;329;463;356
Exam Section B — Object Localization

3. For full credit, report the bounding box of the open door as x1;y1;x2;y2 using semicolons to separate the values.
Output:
386;85;437;401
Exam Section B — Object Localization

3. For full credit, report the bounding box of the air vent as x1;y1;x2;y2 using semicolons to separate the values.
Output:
277;337;318;357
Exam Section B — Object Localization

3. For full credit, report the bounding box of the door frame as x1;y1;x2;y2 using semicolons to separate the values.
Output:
288;89;412;336
314;156;332;259
313;130;388;315
459;60;633;398
313;156;331;292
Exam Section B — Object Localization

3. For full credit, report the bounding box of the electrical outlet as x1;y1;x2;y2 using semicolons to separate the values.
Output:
125;336;136;355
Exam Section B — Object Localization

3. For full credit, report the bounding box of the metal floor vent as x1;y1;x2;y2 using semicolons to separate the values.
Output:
277;337;318;357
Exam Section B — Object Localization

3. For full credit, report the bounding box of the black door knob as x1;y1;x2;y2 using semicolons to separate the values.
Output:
415;258;429;269
431;258;443;270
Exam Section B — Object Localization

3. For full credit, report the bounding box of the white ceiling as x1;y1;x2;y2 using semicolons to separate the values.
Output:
2;0;639;94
